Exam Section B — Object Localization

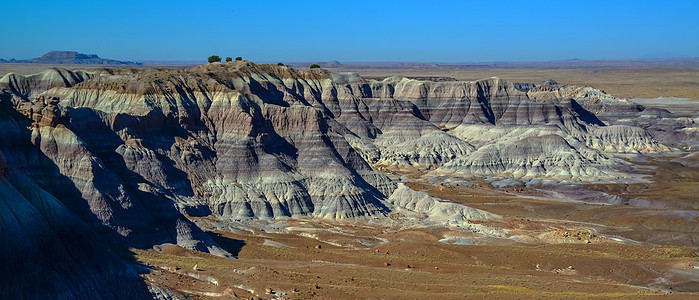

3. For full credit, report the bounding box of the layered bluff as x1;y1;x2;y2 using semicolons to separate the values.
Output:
0;61;682;298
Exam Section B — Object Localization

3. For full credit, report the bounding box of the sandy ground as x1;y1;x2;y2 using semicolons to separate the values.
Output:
134;216;697;299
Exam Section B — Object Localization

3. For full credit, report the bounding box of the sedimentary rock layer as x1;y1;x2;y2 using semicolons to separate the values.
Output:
0;62;672;220
0;61;683;298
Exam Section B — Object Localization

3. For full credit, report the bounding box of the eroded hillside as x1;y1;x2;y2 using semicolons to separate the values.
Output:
1;61;696;298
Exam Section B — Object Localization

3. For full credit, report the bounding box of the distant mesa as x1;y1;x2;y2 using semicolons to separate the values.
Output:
323;60;343;67
0;51;141;65
286;61;343;68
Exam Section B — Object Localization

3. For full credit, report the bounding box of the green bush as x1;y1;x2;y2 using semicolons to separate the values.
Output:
277;62;284;66
235;56;242;61
225;57;232;62
310;64;321;69
208;55;221;63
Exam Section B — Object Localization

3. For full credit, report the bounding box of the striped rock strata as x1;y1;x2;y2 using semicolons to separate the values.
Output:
0;62;671;222
0;62;678;297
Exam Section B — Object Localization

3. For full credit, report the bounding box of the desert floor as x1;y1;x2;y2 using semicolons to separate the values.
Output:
133;150;698;299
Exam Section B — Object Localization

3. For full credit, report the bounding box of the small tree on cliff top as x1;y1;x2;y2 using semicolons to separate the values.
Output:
208;55;221;63
225;57;232;62
310;64;321;69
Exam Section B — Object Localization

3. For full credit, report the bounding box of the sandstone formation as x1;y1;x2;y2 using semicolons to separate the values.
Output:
0;62;676;219
0;61;686;298
387;183;504;236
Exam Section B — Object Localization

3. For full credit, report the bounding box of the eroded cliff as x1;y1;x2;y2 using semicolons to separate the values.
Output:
0;62;681;298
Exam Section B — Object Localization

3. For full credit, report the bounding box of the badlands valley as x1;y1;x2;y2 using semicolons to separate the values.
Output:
0;61;697;299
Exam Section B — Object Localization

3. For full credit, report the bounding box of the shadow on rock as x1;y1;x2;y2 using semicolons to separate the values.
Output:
206;232;246;257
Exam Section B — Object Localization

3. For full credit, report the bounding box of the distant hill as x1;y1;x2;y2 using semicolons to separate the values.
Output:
323;60;343;67
0;51;141;65
287;60;344;68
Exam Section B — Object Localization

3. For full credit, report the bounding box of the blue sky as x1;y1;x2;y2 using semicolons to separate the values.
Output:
1;0;698;62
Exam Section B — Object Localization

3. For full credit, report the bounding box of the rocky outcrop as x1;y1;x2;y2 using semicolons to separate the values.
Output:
527;83;644;120
0;67;97;101
388;183;501;233
438;134;607;179
0;62;671;222
0;96;153;298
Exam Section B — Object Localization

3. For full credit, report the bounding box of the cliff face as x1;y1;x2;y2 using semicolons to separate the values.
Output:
0;62;670;220
0;62;678;298
0;96;152;298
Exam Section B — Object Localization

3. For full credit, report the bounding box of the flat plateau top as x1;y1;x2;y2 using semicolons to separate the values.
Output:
3;63;698;100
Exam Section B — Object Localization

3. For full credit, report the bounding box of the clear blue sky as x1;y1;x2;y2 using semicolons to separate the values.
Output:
2;0;698;62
